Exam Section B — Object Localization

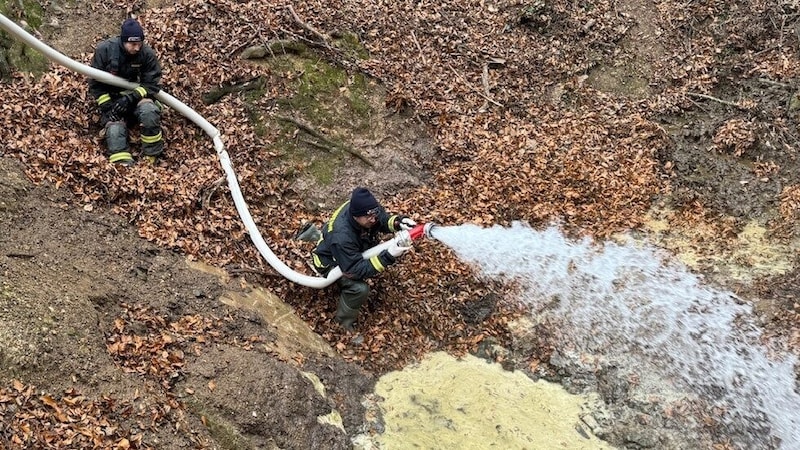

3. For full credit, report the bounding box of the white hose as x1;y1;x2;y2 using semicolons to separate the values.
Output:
0;14;402;288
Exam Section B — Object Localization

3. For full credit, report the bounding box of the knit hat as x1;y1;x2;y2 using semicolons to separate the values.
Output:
349;187;380;216
120;18;145;43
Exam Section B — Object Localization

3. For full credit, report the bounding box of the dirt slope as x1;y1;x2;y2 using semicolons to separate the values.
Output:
0;155;374;448
2;0;800;448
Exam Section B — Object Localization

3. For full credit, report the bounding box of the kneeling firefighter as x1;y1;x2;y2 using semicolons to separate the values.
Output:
307;187;418;331
88;18;165;166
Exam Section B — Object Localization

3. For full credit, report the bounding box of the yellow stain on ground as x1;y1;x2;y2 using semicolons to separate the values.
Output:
370;351;611;450
638;208;798;282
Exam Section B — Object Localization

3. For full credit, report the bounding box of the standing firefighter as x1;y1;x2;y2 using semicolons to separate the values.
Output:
309;187;418;331
88;18;164;166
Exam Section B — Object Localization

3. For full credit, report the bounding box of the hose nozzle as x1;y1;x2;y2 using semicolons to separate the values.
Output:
408;222;438;241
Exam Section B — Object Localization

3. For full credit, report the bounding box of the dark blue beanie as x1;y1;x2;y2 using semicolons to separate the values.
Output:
349;187;380;216
121;18;144;43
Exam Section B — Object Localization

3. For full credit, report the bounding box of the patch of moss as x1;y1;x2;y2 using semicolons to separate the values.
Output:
334;31;369;60
0;0;44;29
0;0;50;77
285;56;374;128
269;121;342;186
243;46;379;186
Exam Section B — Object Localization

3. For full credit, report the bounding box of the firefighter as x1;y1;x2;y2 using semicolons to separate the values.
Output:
88;18;164;166
311;187;417;331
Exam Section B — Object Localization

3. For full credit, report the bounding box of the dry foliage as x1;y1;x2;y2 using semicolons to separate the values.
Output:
2;0;800;446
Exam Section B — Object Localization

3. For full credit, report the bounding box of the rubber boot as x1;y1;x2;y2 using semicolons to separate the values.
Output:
296;222;321;242
334;297;359;331
334;278;369;331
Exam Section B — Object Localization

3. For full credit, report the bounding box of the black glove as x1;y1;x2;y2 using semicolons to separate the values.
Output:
396;215;417;231
99;97;119;122
109;95;132;119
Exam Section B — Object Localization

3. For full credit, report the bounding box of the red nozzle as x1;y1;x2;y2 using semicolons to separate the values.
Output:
408;223;427;241
408;223;437;241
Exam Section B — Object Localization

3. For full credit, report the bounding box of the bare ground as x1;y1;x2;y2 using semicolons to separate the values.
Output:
2;0;800;449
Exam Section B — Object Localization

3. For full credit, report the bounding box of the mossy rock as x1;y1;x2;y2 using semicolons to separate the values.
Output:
0;0;50;79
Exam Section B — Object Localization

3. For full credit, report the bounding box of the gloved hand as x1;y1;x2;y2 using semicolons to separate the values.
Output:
109;95;132;119
387;241;413;258
99;99;118;122
397;215;417;231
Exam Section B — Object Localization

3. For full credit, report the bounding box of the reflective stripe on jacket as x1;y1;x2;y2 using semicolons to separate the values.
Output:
312;200;404;280
88;36;162;105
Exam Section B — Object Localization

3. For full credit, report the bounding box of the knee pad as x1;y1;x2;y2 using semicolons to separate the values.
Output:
105;121;128;153
136;100;161;129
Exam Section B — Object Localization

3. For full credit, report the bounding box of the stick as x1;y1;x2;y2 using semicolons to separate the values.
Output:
6;252;36;258
275;115;374;167
226;267;282;278
201;176;227;209
276;115;333;144
480;62;490;110
286;5;330;46
410;30;427;65
448;64;504;108
300;138;334;153
685;92;748;110
758;77;792;89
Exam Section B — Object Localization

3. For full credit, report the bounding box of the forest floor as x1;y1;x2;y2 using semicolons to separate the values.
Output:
1;0;800;449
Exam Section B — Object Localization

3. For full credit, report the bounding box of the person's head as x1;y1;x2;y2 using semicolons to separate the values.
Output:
349;187;380;228
120;18;145;55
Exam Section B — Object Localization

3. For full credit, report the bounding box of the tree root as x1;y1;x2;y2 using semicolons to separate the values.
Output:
239;40;309;59
202;76;266;105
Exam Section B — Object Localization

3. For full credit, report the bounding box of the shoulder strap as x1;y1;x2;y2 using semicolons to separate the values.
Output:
108;38;120;75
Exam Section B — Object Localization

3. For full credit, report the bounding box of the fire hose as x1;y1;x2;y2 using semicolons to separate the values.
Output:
0;14;435;288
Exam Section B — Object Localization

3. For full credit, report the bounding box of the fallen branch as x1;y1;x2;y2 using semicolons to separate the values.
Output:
275;115;374;167
202;76;266;105
448;64;504;108
6;252;36;258
758;77;792;89
225;266;283;278
410;30;427;65
200;176;227;209
276;115;333;144
300;138;334;153
480;62;491;111
239;40;308;59
286;5;331;48
686;92;748;110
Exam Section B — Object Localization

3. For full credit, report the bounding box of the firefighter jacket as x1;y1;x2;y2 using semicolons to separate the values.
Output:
88;36;162;109
312;201;406;280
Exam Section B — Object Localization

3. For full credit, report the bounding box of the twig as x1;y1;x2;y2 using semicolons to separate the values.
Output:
246;21;274;58
410;30;427;65
300;138;334;152
448;64;504;108
758;77;792;89
278;26;326;49
276;115;333;144
685;92;747;110
226;267;283;278
286;5;331;48
480;62;491;111
201;176;227;209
